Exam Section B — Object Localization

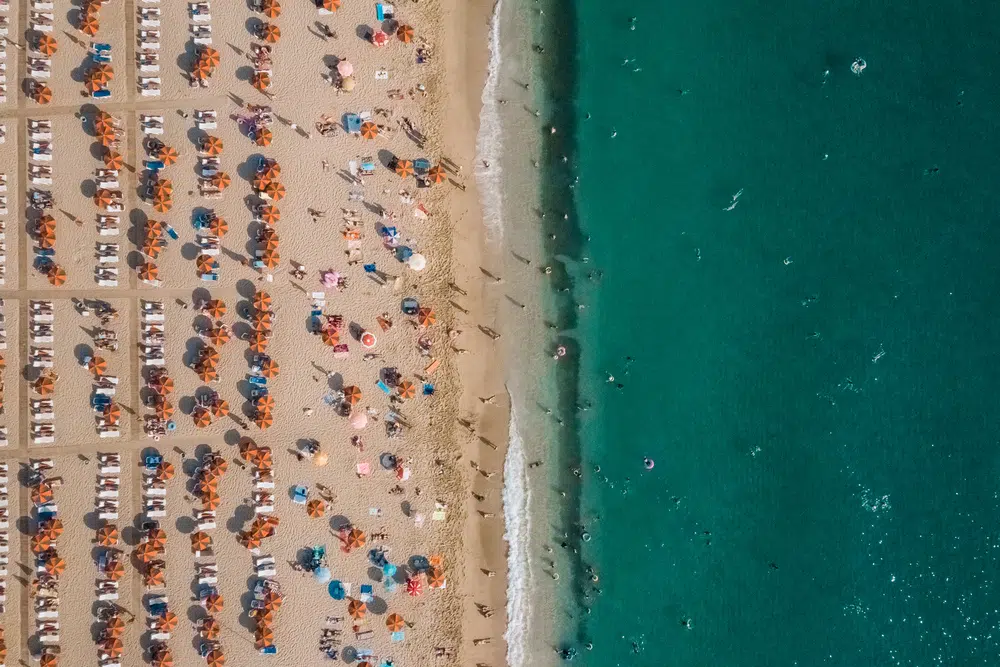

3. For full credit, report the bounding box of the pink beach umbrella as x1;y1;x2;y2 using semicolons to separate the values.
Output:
336;60;353;77
320;270;339;288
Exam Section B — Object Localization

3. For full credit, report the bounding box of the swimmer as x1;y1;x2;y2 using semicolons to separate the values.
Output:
783;257;793;265
723;188;743;211
610;128;617;138
584;112;591;120
550;126;557;134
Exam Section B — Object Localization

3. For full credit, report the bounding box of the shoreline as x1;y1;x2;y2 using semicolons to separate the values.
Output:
435;1;512;667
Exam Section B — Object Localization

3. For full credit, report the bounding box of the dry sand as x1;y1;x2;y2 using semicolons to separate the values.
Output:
0;0;514;663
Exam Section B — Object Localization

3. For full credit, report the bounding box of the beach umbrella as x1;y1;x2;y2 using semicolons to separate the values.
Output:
254;127;273;147
152;650;174;667
260;23;280;43
145;219;164;237
152;196;173;213
203;299;226;318
397;24;414;42
200;617;221;639
158;611;179;632
101;638;123;658
158;145;178;165
346;527;367;550
428;568;446;588
239;438;259;460
372;29;388;47
36;215;56;236
44;556;66;576
322;329;339;346
263;181;286;201
142;238;164;259
144;566;165;588
94;112;115;132
241;533;263;550
85;77;107;93
259;358;279;378
30;533;52;553
207;326;230;346
202;491;221;510
252;448;273;468
417;306;436;326
98;127;118;146
96;525;119;546
386;613;404;631
252;71;271;91
407;253;427;271
428;164;446;184
252;175;272;192
102;403;121;424
201;347;220;366
252;607;275;625
337;60;353;77
88;356;108;376
360;121;378;139
80;15;99;35
395;159;414;178
151;376;174;395
192;62;212;80
261;0;280;16
340;75;355;92
211;172;231;190
47;265;66;286
91;63;114;80
253;311;274;330
193;406;212;428
322;0;339;9
191;531;211;553
138;262;159;282
38;233;55;249
196;255;218;275
154;461;175;481
105;615;126;637
211;399;230;418
151;179;173;197
94;189;115;208
32;482;53;505
203;592;224;613
255;411;274;430
206;649;226;667
33;375;55;396
256;395;275;412
35;35;58;55
248;331;270;353
40;654;57;667
348;599;367;619
146;528;167;548
350;410;368;429
406;577;423;596
201;136;224;155
263;589;283;610
153;399;174;420
255;626;275;645
199;46;220;67
253;291;272;311
343;385;362;405
306;498;326;518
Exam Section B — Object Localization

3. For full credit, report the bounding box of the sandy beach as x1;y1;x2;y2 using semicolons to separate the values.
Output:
0;0;511;662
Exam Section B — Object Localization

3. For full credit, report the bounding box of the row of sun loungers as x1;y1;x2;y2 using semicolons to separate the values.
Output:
136;5;160;93
141;301;173;437
0;462;7;617
31;459;62;663
31;302;55;443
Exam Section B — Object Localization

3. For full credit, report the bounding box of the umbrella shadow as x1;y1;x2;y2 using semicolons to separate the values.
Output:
234;64;254;83
327;372;343;391
376;149;395;169
366;566;382;582
181;242;201;261
236;279;256;299
223;428;242;446
236;153;266;183
329;515;350;531
183;336;204;368
244;16;263;36
368;596;388;615
226;503;253;534
355;24;371;41
178;395;196;416
84;510;103;531
73;343;93;365
175;515;196;534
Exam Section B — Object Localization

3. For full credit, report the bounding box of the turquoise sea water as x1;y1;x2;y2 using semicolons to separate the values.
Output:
530;0;1000;664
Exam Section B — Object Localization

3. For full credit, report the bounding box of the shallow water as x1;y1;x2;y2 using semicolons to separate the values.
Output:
496;0;1000;664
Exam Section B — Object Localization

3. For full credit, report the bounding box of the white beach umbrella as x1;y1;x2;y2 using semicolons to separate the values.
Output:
407;253;426;271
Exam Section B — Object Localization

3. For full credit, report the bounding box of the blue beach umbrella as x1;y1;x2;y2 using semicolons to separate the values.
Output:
328;580;345;600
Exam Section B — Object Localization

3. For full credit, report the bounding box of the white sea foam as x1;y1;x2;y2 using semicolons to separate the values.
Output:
503;406;531;667
474;0;505;241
